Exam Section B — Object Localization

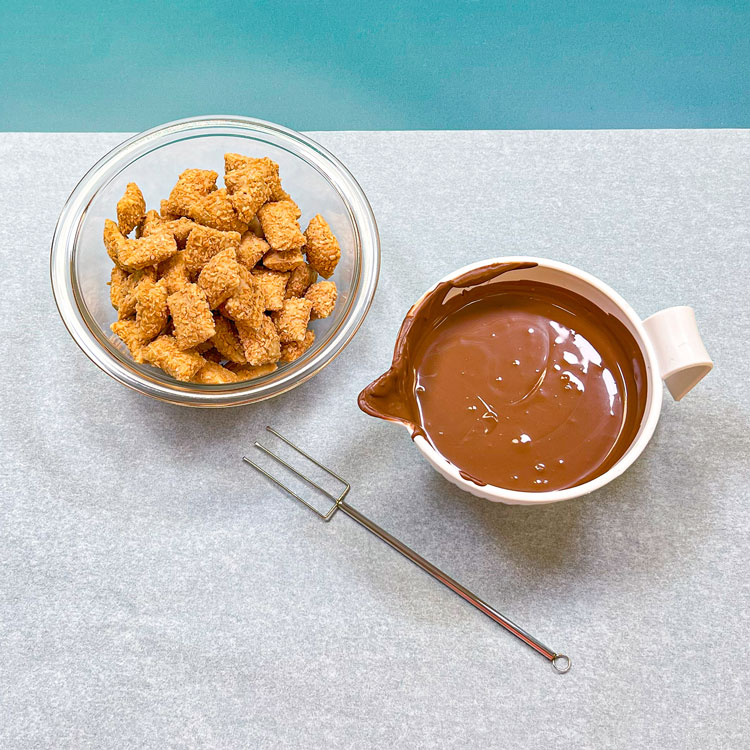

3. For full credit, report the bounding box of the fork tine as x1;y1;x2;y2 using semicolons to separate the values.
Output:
254;441;339;503
265;426;351;493
242;456;338;521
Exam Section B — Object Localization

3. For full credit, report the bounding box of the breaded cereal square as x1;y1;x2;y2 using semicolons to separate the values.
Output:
262;248;305;272
111;318;147;363
143;335;206;381
188;188;248;233
105;220;178;271
224;154;289;202
191;361;239;384
226;362;278;380
210;315;246;363
165;168;218;216
285;262;318;298
167;283;216;350
109;266;131;310
135;277;169;342
157;251;191;295
280;329;315;363
252;268;289;311
304;214;340;279
236;315;281;366
184;225;241;276
271;297;312;343
305;280;337;319
160;199;180;220
197;247;242;308
137;209;162;238
220;266;264;328
257;200;305;252
236;232;269;270
227;173;271;223
117;183;146;236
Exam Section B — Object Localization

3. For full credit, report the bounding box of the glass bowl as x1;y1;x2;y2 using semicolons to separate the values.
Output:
50;116;380;407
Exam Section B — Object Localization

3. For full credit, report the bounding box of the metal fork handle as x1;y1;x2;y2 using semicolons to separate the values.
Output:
338;499;570;673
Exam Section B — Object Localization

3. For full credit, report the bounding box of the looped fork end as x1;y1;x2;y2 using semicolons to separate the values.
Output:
552;654;571;673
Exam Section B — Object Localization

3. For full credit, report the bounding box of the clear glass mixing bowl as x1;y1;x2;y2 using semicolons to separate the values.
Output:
50;116;380;407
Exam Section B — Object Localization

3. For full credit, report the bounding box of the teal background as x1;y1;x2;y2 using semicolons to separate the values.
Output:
1;0;748;131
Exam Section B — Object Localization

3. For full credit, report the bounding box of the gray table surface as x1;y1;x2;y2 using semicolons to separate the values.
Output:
1;130;749;749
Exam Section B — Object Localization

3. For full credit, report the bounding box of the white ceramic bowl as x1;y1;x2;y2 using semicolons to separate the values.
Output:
399;257;712;505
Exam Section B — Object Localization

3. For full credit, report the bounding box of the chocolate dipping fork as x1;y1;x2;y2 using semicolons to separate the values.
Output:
243;426;571;673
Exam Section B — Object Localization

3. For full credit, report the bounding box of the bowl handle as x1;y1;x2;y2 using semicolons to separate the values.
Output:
642;306;713;401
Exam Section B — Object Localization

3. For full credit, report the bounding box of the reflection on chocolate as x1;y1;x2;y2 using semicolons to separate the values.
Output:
358;263;648;492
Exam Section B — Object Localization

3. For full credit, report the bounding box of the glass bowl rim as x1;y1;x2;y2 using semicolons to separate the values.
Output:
50;115;380;407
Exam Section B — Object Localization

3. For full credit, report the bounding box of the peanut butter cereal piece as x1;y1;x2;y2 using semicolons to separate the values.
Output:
236;232;269;270
165;168;218;216
167;283;216;350
305;280;337;319
304;214;340;279
280;329;315;363
257;200;305;252
197;247;242;308
158;251;190;295
104;219;128;266
285;262;318;298
117;182;146;236
137;209;162;238
111;318;147;363
226;172;271;224
105;220;178;271
183;225;241;277
252;268;289;311
143;335;206;381
224;154;289;202
109;266;130;310
188;188;248;234
210;315;246;363
236;316;281;366
220;266;264;328
115;267;158;319
271;297;312;343
160;199;180;220
191;361;239;384
262;248;305;272
226;362;278;380
135;277;169;342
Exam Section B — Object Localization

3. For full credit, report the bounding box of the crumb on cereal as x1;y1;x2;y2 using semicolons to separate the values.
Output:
257;200;305;252
191;361;239;384
183;224;241;276
210;315;246;363
236;232;270;270
280;329;315;363
303;214;340;279
252;268;289;311
285;262;318;298
110;318;147;363
135;277;169;342
197;247;242;309
236;315;281;366
167;283;216;350
271;297;312;343
143;335;206;381
117;182;146;236
305;280;337;319
262;247;305;272
220;265;264;328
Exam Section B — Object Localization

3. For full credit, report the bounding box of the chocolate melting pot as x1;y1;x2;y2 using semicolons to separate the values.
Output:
358;263;648;492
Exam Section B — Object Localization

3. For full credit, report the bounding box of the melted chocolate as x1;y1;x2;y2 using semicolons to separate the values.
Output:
358;263;648;492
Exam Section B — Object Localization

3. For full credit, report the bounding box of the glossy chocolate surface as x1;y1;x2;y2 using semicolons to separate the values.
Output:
359;264;648;491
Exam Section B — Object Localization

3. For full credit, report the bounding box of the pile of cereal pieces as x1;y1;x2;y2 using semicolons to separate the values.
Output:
105;154;339;384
